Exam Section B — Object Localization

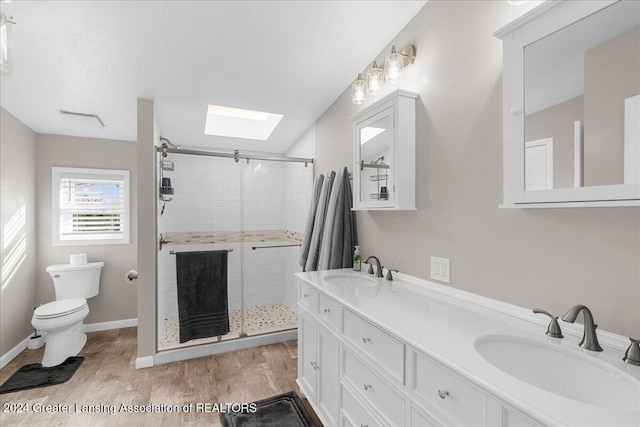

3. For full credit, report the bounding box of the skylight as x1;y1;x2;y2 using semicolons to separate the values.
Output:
360;126;386;144
204;104;283;140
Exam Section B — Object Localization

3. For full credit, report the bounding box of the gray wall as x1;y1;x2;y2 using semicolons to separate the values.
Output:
0;107;37;356
314;0;640;337
34;134;138;324
136;98;157;359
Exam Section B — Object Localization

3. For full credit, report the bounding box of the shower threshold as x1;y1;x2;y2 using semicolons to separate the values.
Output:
158;302;297;351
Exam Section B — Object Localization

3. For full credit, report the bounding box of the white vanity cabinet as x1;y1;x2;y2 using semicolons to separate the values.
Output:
408;350;539;427
297;277;541;427
298;301;341;426
351;89;418;211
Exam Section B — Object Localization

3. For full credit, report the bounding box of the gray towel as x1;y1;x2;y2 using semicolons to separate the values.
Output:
329;168;358;269
299;174;324;270
328;167;357;269
345;167;358;266
176;250;230;343
305;171;335;272
318;171;343;270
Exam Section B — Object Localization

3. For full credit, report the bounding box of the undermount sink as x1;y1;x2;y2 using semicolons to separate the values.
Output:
323;273;378;289
475;335;640;411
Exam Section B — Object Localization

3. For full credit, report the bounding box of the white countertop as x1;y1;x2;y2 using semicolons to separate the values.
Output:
295;268;640;427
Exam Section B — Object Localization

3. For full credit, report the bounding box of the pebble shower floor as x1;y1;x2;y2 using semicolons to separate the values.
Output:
158;302;298;350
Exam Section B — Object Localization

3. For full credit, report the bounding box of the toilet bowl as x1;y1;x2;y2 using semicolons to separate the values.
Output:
32;299;90;367
31;260;103;367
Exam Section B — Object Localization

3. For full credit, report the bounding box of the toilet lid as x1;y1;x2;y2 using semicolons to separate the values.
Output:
34;298;87;319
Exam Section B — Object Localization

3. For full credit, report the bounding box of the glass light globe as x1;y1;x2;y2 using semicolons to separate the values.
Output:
366;61;385;95
384;46;403;82
351;74;367;104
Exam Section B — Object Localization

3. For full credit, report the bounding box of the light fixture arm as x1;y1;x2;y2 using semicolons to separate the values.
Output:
393;44;416;68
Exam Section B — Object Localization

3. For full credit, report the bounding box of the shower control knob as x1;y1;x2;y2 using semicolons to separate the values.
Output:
438;389;449;399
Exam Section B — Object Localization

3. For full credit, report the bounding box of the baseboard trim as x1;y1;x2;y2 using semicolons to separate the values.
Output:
0;333;33;370
1;319;138;370
83;318;137;333
135;356;154;369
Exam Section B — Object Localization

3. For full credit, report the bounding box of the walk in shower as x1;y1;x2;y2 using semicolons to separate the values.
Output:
155;142;313;351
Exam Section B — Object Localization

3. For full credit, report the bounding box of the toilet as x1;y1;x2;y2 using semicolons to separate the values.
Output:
32;260;104;367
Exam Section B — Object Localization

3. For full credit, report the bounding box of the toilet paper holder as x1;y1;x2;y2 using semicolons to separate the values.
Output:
125;270;138;283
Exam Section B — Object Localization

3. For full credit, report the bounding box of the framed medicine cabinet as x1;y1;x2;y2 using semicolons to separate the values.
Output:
495;0;640;208
351;89;418;210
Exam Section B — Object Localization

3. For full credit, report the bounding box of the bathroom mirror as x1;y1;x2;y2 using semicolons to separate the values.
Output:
357;108;393;206
351;89;418;210
496;0;640;207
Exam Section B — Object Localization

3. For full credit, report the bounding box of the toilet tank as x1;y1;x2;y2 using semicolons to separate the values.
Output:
46;262;104;300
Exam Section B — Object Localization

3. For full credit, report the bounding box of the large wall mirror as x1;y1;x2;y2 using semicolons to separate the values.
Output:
497;0;640;207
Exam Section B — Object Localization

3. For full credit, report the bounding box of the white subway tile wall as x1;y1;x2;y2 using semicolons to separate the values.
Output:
157;128;315;332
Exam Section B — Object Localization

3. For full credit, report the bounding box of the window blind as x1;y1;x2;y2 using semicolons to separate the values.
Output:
59;176;125;240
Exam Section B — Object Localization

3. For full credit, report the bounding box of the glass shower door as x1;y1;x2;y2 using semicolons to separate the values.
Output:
156;152;243;350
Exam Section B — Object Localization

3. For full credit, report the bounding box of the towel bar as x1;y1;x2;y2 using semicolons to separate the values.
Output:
251;244;301;250
169;249;233;254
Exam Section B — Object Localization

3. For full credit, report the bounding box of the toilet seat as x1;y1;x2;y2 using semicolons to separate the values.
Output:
34;298;87;319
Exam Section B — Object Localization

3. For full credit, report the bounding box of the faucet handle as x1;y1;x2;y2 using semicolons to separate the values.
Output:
385;269;399;281
623;338;640;366
533;308;563;338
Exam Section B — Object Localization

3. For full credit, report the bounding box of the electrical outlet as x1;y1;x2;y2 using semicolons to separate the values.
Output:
431;256;450;283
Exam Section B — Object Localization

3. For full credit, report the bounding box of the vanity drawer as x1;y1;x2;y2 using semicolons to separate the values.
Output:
342;309;405;384
343;350;404;427
341;382;388;427
412;351;485;426
299;281;318;313
318;293;340;332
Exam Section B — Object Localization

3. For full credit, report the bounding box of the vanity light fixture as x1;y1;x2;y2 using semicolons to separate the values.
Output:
366;61;385;95
351;43;416;104
351;73;367;104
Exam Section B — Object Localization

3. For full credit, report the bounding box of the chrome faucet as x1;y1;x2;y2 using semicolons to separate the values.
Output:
364;256;384;278
561;305;603;352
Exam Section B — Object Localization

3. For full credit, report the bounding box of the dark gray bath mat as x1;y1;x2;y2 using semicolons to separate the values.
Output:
219;391;316;427
0;356;84;394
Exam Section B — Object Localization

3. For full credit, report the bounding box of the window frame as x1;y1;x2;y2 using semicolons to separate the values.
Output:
52;167;130;246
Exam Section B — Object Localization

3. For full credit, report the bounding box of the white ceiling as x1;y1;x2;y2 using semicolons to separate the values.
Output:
0;0;426;154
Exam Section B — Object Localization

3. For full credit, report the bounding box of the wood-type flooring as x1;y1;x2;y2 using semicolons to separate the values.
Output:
0;327;320;427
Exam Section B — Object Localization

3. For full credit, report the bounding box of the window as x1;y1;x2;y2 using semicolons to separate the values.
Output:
52;167;130;246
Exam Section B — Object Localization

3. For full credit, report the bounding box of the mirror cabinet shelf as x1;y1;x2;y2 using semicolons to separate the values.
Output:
351;89;418;211
495;0;640;208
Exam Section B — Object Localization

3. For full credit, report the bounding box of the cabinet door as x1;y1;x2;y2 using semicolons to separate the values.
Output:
317;327;340;426
299;310;318;401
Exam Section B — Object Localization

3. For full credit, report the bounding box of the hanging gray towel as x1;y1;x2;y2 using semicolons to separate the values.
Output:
318;171;343;270
299;174;324;270
335;167;357;268
176;250;230;343
305;171;335;272
322;167;358;270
